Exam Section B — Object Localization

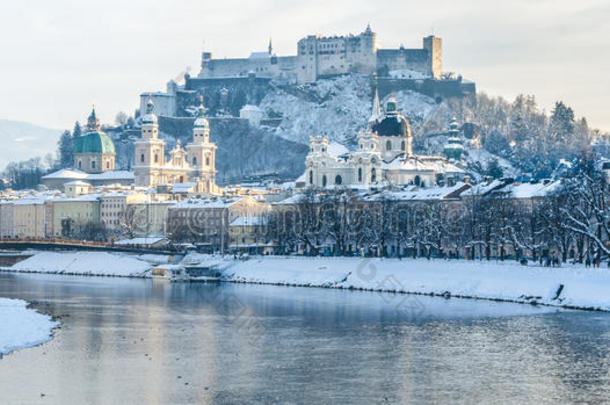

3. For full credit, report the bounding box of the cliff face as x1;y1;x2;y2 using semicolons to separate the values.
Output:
160;116;308;183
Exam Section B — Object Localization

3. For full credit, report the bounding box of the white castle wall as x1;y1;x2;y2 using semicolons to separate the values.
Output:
196;27;440;84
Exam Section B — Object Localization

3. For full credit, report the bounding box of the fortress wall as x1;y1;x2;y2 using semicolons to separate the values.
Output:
378;77;475;100
377;49;429;75
179;77;272;117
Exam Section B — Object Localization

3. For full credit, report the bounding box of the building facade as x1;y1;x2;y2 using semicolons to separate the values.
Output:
133;99;219;194
303;96;464;189
168;196;270;250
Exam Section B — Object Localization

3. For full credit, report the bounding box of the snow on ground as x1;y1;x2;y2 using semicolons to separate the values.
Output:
10;252;152;277
223;256;610;311
6;252;610;311
0;298;58;356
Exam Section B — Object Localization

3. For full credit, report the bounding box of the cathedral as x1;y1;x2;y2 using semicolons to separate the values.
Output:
303;95;465;189
73;107;116;173
133;98;220;194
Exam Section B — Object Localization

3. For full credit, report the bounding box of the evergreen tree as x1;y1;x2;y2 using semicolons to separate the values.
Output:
57;130;74;168
486;158;504;179
72;121;82;138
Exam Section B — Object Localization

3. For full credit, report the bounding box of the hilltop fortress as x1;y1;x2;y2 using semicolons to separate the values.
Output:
198;25;441;83
140;26;474;120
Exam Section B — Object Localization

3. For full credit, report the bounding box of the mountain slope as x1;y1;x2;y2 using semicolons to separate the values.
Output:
0;119;61;169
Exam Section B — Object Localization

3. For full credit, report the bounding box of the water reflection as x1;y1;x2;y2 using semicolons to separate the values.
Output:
0;273;608;404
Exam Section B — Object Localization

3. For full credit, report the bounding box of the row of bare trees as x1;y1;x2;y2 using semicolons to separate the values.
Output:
259;167;610;263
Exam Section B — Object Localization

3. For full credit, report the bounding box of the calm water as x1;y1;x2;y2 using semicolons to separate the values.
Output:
0;273;609;404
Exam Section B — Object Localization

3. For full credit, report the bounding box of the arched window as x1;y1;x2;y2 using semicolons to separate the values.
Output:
414;175;421;186
371;168;376;183
335;175;342;185
154;154;158;163
193;157;197;166
401;140;406;151
106;161;110;169
386;140;392;151
140;153;144;163
322;175;327;187
206;157;210;166
309;170;313;184
358;167;362;182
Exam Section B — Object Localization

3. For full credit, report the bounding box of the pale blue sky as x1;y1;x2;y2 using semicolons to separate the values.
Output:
0;0;608;131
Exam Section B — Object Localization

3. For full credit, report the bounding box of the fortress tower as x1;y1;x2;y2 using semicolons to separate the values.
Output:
423;35;442;79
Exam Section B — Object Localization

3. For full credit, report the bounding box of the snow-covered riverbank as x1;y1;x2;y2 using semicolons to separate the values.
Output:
222;257;610;311
0;298;59;356
4;251;610;311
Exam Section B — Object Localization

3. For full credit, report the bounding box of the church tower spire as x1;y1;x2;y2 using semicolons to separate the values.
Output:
87;105;100;131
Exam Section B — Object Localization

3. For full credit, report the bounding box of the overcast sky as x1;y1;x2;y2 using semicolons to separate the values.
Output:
1;0;608;132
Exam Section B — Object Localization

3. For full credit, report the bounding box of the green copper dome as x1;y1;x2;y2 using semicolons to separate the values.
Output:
74;131;116;155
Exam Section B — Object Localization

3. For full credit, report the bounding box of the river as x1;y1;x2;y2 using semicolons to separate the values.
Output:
0;272;609;404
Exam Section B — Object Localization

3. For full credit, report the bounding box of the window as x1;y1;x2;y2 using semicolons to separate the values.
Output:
335;175;342;185
322;175;327;187
414;175;421;186
91;160;96;169
386;140;392;151
154;154;158;163
106;161;110;169
140;154;145;163
358;167;362;182
206;157;210;166
78;160;82;169
309;170;313;184
401;140;406;151
371;168;376;183
193;157;197;165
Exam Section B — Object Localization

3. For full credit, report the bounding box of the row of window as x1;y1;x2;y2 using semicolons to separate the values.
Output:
139;154;211;166
77;160;111;170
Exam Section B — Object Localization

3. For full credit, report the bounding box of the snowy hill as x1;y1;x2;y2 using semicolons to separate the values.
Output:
0;119;61;169
260;75;439;148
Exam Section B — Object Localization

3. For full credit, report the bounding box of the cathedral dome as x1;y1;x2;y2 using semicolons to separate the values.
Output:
141;98;158;125
371;98;412;137
74;131;116;155
74;107;116;155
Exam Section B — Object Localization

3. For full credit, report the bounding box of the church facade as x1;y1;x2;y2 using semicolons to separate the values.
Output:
133;98;219;194
303;96;465;189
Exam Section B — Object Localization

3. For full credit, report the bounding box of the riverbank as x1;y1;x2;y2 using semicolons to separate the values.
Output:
3;251;610;311
0;298;59;357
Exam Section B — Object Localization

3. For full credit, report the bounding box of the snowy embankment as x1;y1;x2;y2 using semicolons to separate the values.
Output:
5;252;610;311
0;298;59;356
223;257;610;311
7;251;152;277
